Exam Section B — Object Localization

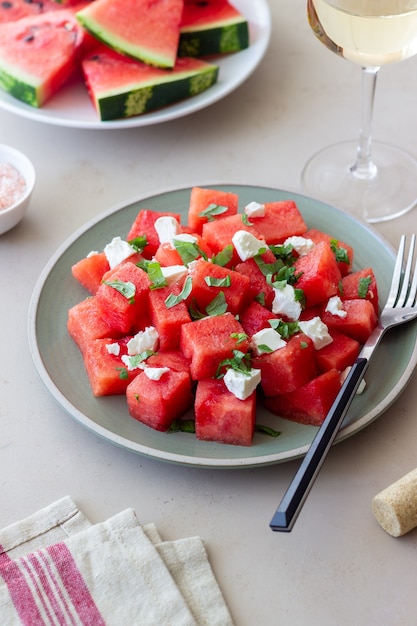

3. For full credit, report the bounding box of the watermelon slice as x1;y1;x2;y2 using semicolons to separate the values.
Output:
76;0;184;68
179;0;249;57
0;0;63;23
81;45;219;121
0;8;87;106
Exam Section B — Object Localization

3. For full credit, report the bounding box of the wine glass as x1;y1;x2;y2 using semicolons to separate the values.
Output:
302;0;417;223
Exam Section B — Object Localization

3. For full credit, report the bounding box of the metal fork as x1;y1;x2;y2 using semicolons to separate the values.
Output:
270;234;417;532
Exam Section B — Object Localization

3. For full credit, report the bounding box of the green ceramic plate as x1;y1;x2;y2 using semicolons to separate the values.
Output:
28;185;417;468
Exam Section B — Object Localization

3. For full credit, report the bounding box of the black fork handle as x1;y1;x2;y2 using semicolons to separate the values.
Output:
270;357;369;532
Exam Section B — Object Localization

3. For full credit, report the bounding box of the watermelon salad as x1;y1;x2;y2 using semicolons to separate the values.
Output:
67;187;379;447
0;0;249;120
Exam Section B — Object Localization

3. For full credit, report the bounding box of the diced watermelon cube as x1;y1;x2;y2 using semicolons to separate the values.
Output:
253;334;318;396
195;378;256;446
294;241;342;307
154;234;213;267
126;368;193;431
187;186;239;234
234;248;277;308
126;210;181;259
96;263;151;334
314;330;360;373
202;214;264;265
239;301;278;336
146;350;191;373
180;312;250;380
148;285;191;351
82;337;139;396
339;267;379;314
321;298;378;344
305;228;353;276
67;296;122;353
71;252;110;294
249;200;307;244
265;369;342;426
188;258;252;315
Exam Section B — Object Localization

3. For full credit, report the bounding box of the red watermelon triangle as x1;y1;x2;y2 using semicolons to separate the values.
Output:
76;0;185;69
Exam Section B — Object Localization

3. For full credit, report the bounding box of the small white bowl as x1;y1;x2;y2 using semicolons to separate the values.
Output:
0;144;35;235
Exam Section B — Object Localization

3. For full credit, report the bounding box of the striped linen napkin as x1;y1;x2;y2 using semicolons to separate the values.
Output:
0;496;234;626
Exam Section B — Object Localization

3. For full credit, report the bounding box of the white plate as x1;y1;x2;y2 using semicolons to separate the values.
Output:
0;0;271;129
28;185;417;468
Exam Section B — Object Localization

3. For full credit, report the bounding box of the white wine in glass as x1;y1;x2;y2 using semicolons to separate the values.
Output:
302;0;417;223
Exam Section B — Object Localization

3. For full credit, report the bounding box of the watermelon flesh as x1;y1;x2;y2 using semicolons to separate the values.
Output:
0;8;87;106
0;0;62;24
76;0;184;68
81;45;219;120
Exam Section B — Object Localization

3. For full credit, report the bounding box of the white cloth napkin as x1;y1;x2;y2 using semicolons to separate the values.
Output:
0;496;234;626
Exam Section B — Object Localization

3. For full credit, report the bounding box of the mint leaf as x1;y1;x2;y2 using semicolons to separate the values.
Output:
204;275;231;288
211;245;233;267
165;275;192;308
103;279;136;302
358;275;372;298
198;203;228;221
206;291;228;316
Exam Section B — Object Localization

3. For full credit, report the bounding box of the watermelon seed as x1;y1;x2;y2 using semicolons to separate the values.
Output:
1;2;13;8
23;34;35;42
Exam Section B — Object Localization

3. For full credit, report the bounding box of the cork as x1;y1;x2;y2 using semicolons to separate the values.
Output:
372;468;417;537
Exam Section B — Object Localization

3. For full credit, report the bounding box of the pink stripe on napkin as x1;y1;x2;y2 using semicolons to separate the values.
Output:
0;543;105;626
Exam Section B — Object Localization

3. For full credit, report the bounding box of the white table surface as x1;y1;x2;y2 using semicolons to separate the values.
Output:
1;2;417;624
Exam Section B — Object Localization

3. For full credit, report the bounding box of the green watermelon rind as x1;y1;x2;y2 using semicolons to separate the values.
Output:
76;12;175;68
0;59;41;107
178;18;249;57
92;65;219;121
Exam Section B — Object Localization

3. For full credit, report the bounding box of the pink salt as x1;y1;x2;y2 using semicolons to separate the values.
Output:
0;162;26;211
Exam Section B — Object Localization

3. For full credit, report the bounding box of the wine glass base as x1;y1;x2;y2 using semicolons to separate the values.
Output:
301;140;417;223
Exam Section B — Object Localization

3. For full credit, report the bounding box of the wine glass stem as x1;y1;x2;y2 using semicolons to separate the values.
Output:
350;66;380;181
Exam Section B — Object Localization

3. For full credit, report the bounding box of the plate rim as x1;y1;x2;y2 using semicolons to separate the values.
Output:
0;0;272;130
27;183;417;468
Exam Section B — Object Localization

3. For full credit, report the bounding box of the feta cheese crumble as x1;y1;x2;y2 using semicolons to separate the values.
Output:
232;230;266;261
104;236;136;269
284;236;315;256
271;283;302;321
325;295;347;318
160;264;188;285
154;216;181;245
143;367;170;381
223;368;261;400
244;201;265;217
105;342;120;356
127;326;159;355
251;327;286;356
298;316;333;350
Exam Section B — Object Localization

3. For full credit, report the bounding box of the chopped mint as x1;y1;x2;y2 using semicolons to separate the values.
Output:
173;239;207;266
147;261;168;290
198;203;228;221
165;275;192;308
206;291;228;316
255;424;281;437
330;239;350;264
168;419;196;433
211;245;233;267
103;279;136;302
241;213;253;226
216;349;251;378
358;275;372;298
230;332;248;345
116;367;129;380
128;235;147;252
205;275;231;288
269;318;300;339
